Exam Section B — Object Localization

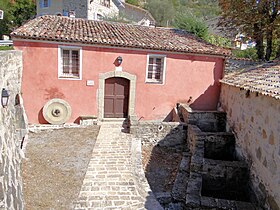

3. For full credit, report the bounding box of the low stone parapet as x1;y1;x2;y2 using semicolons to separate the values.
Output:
179;103;226;132
0;50;26;209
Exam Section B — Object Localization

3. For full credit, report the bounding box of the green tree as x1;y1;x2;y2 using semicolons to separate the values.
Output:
219;0;280;61
10;0;36;26
145;0;175;26
179;0;220;20
173;13;208;40
206;34;231;47
0;0;35;38
0;0;13;38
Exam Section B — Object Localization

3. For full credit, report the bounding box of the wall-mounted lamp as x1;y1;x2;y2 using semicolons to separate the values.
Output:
1;88;10;108
117;56;123;66
245;90;250;98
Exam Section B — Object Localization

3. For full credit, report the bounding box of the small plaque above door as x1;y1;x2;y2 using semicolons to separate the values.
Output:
86;80;94;86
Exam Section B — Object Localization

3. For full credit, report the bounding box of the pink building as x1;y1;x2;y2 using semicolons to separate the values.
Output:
11;15;230;124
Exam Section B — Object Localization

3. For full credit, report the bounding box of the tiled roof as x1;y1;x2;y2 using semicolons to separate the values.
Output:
11;15;230;56
221;61;280;99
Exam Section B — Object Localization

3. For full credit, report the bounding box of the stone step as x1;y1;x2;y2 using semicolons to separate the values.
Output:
154;192;172;207
167;202;186;210
171;153;191;202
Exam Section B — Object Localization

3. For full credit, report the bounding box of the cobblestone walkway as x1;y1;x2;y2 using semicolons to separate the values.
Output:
73;123;162;210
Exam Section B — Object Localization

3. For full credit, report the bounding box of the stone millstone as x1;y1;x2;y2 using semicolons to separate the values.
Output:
43;98;72;125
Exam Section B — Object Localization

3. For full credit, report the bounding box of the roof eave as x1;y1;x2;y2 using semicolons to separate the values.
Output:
11;35;230;58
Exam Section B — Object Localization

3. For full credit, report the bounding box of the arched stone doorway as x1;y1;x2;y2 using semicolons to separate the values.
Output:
98;71;136;121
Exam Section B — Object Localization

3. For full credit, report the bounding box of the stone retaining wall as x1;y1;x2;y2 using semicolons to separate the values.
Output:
130;138;164;210
220;84;280;210
131;121;187;148
186;124;257;209
179;104;226;132
0;51;27;209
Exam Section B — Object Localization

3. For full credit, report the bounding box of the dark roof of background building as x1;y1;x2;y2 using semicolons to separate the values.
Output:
205;16;236;39
11;15;230;56
221;61;280;99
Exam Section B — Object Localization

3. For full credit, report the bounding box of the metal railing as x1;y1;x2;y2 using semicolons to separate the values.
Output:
0;40;13;46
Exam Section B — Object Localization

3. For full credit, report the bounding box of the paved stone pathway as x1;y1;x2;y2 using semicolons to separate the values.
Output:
73;123;162;210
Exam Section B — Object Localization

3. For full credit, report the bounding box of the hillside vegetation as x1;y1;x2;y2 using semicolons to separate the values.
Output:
128;0;220;26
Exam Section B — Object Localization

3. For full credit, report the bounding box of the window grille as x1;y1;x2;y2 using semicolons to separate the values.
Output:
59;47;81;79
146;55;165;83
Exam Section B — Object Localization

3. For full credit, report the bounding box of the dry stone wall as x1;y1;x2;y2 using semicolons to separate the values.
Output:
220;84;280;210
0;51;27;209
131;122;187;149
179;104;226;132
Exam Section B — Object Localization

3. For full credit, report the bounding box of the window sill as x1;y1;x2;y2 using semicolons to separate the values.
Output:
145;80;164;85
58;76;81;80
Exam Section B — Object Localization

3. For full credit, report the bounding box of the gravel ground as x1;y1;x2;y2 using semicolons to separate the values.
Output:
22;125;181;209
22;126;100;210
142;144;182;193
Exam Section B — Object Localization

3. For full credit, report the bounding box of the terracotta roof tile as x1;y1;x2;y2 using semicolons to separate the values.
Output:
11;15;230;56
221;61;280;99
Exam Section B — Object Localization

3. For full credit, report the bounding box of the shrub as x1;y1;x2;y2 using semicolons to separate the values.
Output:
0;46;13;51
232;48;258;60
173;13;208;40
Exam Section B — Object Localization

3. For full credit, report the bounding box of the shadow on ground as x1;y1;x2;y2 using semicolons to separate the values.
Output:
141;123;188;209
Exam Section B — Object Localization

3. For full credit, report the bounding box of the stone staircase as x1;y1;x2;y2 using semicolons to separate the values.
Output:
165;105;263;210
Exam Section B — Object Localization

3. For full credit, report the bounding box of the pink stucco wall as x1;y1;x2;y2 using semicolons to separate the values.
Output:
14;41;224;124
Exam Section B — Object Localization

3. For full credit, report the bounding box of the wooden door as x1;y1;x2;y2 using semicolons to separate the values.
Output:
104;77;129;118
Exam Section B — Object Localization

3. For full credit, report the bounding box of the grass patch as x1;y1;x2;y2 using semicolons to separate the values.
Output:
0;46;13;51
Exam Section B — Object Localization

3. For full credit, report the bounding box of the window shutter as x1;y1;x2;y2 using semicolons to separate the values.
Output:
63;10;68;16
39;0;43;8
48;0;51;7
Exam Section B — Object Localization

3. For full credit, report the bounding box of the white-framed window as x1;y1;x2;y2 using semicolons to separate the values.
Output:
145;54;166;84
58;46;82;80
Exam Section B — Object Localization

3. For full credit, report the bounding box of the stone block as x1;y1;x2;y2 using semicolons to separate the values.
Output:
200;196;217;208
186;193;200;207
235;201;256;210
186;176;202;195
154;192;171;205
79;115;97;126
168;202;186;210
172;171;189;202
179;156;190;172
190;155;203;172
217;198;236;209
